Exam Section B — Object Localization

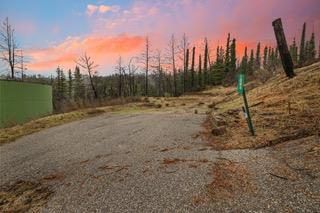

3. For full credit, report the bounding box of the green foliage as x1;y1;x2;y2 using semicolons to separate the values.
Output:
198;54;203;88
307;32;316;60
230;38;236;73
299;22;306;65
203;38;209;85
241;47;248;74
248;49;254;74
255;42;261;70
54;67;67;103
190;46;196;90
68;69;73;99
263;46;268;69
290;38;298;64
73;66;85;101
224;33;231;74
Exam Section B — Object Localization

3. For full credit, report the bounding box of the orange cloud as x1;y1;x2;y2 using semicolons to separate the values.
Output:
26;34;145;72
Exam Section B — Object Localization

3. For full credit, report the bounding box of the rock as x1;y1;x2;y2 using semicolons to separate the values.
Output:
194;109;198;114
214;116;227;126
211;126;226;136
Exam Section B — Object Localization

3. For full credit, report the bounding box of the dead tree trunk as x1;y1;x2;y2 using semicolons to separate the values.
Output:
77;53;99;99
170;35;177;96
184;48;189;92
272;18;295;78
191;47;195;89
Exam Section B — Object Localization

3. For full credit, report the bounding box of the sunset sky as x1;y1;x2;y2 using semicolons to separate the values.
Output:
1;0;319;76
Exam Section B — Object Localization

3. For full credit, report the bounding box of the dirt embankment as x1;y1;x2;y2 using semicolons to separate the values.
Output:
203;62;320;150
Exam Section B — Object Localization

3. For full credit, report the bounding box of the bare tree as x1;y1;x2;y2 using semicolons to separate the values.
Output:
180;33;189;93
127;57;138;96
169;34;178;96
139;36;151;96
0;17;19;78
115;56;123;97
76;53;98;99
152;49;164;96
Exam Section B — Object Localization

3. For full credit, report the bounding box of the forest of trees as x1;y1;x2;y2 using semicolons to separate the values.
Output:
1;18;319;112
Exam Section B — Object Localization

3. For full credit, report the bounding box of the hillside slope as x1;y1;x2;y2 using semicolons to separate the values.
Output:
204;61;320;150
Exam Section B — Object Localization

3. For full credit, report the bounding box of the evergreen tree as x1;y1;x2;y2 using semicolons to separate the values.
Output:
230;39;236;72
224;33;231;74
191;47;196;89
263;46;268;69
270;48;276;71
255;42;261;70
309;32;316;60
216;46;220;63
290;38;298;64
184;48;189;92
198;54;203;88
248;49;254;74
55;67;67;102
203;38;209;85
73;66;85;101
299;22;306;65
305;41;310;60
212;46;225;85
240;47;248;74
219;47;224;64
68;69;73;100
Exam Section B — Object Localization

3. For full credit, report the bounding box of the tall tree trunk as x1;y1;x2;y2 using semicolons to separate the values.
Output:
184;48;189;92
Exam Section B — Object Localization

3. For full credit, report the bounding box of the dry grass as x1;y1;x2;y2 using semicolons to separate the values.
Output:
162;158;210;166
0;180;53;212
206;159;256;200
204;62;320;150
0;108;105;144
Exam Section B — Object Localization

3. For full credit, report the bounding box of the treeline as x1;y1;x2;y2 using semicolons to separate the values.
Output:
1;18;319;112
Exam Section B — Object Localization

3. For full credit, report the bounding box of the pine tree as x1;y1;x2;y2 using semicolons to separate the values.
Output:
309;32;316;60
203;38;209;85
230;39;236;72
212;46;225;85
270;48;276;71
198;54;203;88
191;47;195;89
299;22;306;65
224;33;231;74
305;40;310;61
290;38;298;64
255;42;261;70
73;66;85;101
216;46;220;63
263;46;268;69
184;48;189;92
248;49;254;74
68;69;73;100
219;47;224;64
241;47;248;74
55;67;67;102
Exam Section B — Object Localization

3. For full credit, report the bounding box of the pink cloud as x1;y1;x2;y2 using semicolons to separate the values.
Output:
26;0;320;73
86;4;120;16
26;34;145;72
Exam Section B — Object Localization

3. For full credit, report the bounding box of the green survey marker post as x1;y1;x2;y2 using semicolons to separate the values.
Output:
237;74;255;136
